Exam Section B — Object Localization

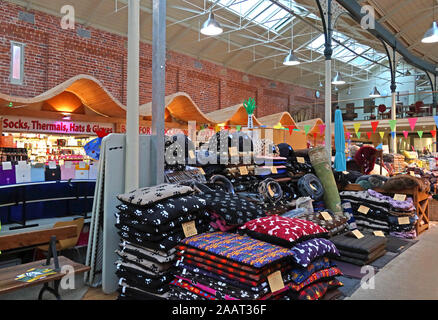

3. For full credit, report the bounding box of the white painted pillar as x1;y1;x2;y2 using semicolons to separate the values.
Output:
325;59;332;156
391;91;397;154
125;0;140;192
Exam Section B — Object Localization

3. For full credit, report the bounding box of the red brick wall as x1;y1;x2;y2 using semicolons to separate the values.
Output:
0;1;324;119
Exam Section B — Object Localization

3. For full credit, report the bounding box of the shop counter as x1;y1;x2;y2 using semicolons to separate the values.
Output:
0;180;96;230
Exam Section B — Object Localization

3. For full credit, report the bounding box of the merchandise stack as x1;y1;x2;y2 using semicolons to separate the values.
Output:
330;232;388;266
114;183;212;300
238;216;344;300
170;229;343;300
297;210;349;237
383;153;406;174
339;189;418;239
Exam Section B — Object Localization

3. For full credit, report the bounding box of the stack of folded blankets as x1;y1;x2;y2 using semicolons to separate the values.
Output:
330;232;388;266
171;228;343;300
297;210;349;237
115;183;212;300
239;216;344;300
197;189;265;231
340;189;417;239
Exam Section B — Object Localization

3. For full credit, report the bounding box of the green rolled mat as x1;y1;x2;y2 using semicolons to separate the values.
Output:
308;146;343;216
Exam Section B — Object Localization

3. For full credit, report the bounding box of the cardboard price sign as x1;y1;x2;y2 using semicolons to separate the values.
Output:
239;166;249;176
268;185;275;197
373;231;385;237
398;217;410;225
229;147;238;157
267;271;285;293
393;194;407;201
297;157;305;164
271;167;278;174
182;221;198;238
352;229;364;239
358;205;370;215
320;212;333;221
198;168;205;175
189;150;196;159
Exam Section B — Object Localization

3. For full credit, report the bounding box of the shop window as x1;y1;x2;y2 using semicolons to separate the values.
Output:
10;41;25;85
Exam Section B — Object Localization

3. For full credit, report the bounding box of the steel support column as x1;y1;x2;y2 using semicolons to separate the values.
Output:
125;0;140;192
152;0;166;184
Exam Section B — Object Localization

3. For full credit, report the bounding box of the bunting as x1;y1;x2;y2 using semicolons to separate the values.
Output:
379;132;385;139
304;125;312;136
354;123;361;133
356;132;361;139
408;118;417;131
418;131;423;138
371;121;379;134
403;131;409;139
236;125;241;132
431;130;437;138
391;132;396;139
366;132;372;140
319;124;326;136
389;119;397;132
434;116;438;128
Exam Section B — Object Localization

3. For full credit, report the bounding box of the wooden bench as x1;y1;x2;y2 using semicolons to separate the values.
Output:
0;226;91;300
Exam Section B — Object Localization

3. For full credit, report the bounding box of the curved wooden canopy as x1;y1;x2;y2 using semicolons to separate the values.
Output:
0;74;126;118
258;112;297;128
139;92;217;125
205;104;262;127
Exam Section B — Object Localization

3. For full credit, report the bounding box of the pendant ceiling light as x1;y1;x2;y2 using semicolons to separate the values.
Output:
421;2;438;43
201;12;223;36
283;6;300;66
332;72;346;85
369;86;381;98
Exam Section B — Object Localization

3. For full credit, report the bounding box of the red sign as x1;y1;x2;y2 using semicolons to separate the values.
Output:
2;116;114;135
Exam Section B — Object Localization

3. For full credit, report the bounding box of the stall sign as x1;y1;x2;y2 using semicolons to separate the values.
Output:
2;116;114;135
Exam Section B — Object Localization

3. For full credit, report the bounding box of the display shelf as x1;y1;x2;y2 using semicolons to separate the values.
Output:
342;183;429;235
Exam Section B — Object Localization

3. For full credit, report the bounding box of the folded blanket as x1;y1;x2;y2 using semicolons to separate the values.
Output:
331;232;388;254
335;247;386;266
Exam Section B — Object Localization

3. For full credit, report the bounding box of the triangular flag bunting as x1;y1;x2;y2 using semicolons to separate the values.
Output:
389;120;397;132
313;132;318;139
411;145;415;151
288;125;295;135
304;125;311;135
379;132;385;139
408;118;417;131
431;130;437;138
236;125;241;132
434;116;438;128
403;131;409;139
319;124;326;136
345;132;351;140
371;121;379;133
354;123;361;133
418;131;423;138
356;132;361;139
376;143;383;150
366;132;372;140
391;132;396;139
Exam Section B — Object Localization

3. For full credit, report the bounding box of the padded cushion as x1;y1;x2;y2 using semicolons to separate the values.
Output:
290;238;340;267
117;183;193;207
239;216;328;248
331;232;388;254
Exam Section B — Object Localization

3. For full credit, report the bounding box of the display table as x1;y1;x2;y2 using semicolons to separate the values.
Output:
0;180;95;230
342;184;429;236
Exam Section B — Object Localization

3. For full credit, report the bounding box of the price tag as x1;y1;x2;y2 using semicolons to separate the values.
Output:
394;194;406;201
352;229;364;239
198;168;205;175
310;184;317;191
268;185;275;197
239;166;248;176
229;147;238;157
2;162;12;170
182;221;198;238
49;161;57;169
79;161;86;169
17;161;27;167
410;171;415;176
320;211;333;221
188;150;195;159
271;167;278;174
358;205;370;215
373;231;385;237
343;171;349;175
398;217;410;225
267;271;284;293
297;157;305;164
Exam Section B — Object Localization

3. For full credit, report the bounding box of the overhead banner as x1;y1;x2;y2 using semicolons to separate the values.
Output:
2;116;114;135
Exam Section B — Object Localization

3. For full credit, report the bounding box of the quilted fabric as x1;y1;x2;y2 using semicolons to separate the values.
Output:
180;232;294;268
299;212;349;236
296;279;343;300
290;238;340;267
117;183;193;207
170;279;218;300
117;195;207;226
289;267;343;292
239;216;328;248
289;257;334;284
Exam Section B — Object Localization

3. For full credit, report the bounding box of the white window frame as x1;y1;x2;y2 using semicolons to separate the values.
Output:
10;41;25;85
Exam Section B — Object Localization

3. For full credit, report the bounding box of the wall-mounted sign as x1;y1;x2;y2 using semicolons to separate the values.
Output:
2;116;114;135
119;124;187;136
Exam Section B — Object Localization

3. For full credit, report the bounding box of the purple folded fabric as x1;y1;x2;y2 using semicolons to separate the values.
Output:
367;189;415;211
290;238;339;267
389;230;417;239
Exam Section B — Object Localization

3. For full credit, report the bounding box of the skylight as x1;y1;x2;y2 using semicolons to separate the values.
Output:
306;31;386;70
210;0;319;33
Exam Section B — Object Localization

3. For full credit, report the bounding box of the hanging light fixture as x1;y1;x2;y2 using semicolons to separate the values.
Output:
369;86;381;97
283;7;300;66
201;12;223;36
421;1;438;43
332;72;346;85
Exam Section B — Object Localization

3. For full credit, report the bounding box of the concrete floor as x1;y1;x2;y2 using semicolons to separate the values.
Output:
348;222;438;300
